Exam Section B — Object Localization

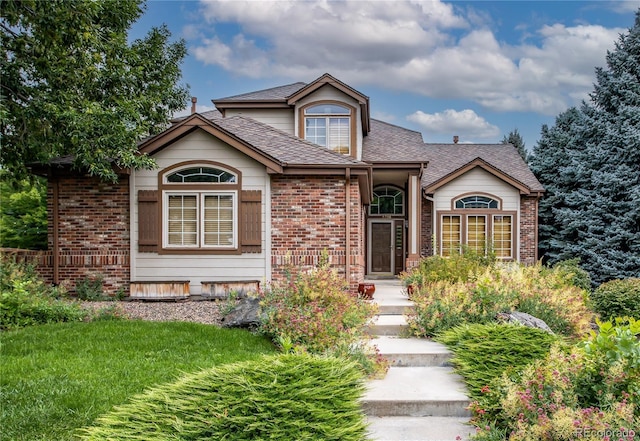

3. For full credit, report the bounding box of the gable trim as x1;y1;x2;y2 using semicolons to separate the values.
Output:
424;158;532;195
138;114;285;174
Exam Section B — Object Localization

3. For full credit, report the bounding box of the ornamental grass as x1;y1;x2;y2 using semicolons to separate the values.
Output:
78;354;369;441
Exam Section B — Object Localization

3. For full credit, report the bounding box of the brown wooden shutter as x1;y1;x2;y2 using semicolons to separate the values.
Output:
138;190;159;253
240;190;262;253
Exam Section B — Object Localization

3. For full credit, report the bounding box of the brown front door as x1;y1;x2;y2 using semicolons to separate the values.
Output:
370;221;393;273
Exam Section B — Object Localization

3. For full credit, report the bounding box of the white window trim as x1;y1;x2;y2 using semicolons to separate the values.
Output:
163;190;238;249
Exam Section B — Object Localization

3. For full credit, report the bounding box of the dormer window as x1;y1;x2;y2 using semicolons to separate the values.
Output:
304;104;351;154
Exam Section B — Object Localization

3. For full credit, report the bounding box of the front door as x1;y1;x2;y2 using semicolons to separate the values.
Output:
369;221;393;274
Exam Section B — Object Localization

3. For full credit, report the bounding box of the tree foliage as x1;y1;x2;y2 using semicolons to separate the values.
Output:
0;0;189;181
501;128;528;162
530;11;640;285
0;172;47;249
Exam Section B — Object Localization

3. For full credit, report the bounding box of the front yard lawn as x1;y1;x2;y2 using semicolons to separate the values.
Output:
0;320;276;441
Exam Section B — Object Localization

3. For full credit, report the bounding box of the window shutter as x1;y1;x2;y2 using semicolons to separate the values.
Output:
240;190;261;253
138;190;159;253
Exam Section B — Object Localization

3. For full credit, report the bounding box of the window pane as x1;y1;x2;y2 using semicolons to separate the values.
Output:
467;215;487;253
493;215;512;258
167;167;236;183
455;196;499;209
305;104;350;115
168;195;197;246
305;118;326;147
328;117;350;154
370;187;404;215
203;194;234;246
442;215;461;257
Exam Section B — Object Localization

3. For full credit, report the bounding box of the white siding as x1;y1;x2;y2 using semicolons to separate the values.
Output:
295;87;363;160
225;108;294;135
132;130;269;294
434;168;520;211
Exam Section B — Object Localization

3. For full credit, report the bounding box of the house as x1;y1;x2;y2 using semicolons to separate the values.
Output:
31;73;544;297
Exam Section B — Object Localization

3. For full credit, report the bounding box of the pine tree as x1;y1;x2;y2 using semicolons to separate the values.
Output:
501;128;529;162
530;11;640;284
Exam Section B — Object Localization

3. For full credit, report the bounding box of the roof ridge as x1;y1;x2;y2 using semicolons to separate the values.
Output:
215;82;307;101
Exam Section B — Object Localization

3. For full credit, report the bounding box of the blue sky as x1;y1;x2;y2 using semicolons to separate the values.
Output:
131;0;638;150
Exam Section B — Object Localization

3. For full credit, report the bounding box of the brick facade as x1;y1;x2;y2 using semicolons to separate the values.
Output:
519;195;539;264
47;176;130;294
270;176;365;292
420;197;434;257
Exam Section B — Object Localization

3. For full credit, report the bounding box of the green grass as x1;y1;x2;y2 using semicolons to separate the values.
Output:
0;320;276;441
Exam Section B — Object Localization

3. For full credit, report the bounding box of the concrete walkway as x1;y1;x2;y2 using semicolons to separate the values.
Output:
362;278;474;441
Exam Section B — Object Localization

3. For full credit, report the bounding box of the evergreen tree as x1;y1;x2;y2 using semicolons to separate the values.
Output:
501;128;529;162
530;11;640;284
1;0;189;181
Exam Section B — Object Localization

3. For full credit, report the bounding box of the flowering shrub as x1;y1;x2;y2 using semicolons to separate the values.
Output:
470;320;640;441
405;261;592;338
259;260;383;376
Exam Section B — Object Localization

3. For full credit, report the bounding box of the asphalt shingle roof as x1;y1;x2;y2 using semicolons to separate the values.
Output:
362;119;543;192
214;83;307;102
203;113;366;167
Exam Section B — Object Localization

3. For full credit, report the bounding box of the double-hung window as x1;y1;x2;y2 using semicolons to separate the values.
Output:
304;104;351;154
162;165;239;250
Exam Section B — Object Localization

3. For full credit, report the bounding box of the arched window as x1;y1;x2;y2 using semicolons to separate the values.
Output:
455;195;499;209
440;193;514;259
304;103;351;154
161;164;239;250
370;186;404;215
166;167;236;183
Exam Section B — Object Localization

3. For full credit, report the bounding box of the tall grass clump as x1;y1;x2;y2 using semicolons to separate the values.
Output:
259;257;383;375
79;354;369;441
403;255;593;338
0;256;87;329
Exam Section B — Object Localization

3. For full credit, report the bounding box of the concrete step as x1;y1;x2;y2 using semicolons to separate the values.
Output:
371;337;452;367
366;416;473;441
377;303;415;315
367;315;409;336
362;367;471;417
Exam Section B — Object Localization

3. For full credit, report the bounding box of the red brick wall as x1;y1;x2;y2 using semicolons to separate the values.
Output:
420;197;433;257
270;176;365;292
46;176;130;294
520;195;538;264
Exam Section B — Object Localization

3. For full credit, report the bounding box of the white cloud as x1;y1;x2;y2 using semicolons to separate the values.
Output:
407;109;500;139
189;0;627;115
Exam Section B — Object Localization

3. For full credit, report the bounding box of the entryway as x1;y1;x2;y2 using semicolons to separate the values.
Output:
368;220;404;276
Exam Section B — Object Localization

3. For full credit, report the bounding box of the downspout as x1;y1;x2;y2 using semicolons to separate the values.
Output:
345;168;351;285
52;178;60;285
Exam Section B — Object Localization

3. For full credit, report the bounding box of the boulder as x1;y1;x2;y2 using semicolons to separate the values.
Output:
496;311;554;334
221;297;262;329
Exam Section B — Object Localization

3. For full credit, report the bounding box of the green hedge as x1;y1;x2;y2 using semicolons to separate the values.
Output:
591;278;640;319
79;354;368;441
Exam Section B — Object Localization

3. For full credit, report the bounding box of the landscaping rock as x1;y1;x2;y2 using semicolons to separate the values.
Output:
221;297;262;329
496;311;554;334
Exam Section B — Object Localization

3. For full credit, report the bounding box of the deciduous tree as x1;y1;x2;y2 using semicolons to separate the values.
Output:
1;0;189;181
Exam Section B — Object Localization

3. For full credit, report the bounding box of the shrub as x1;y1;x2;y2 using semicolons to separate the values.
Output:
470;320;640;441
402;247;495;289
406;262;592;338
591;278;640;320
552;258;592;292
78;354;369;441
259;260;380;375
75;273;105;301
0;257;88;330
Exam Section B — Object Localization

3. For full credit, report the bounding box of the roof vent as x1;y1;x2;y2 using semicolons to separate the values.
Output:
453;135;459;144
191;97;197;114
